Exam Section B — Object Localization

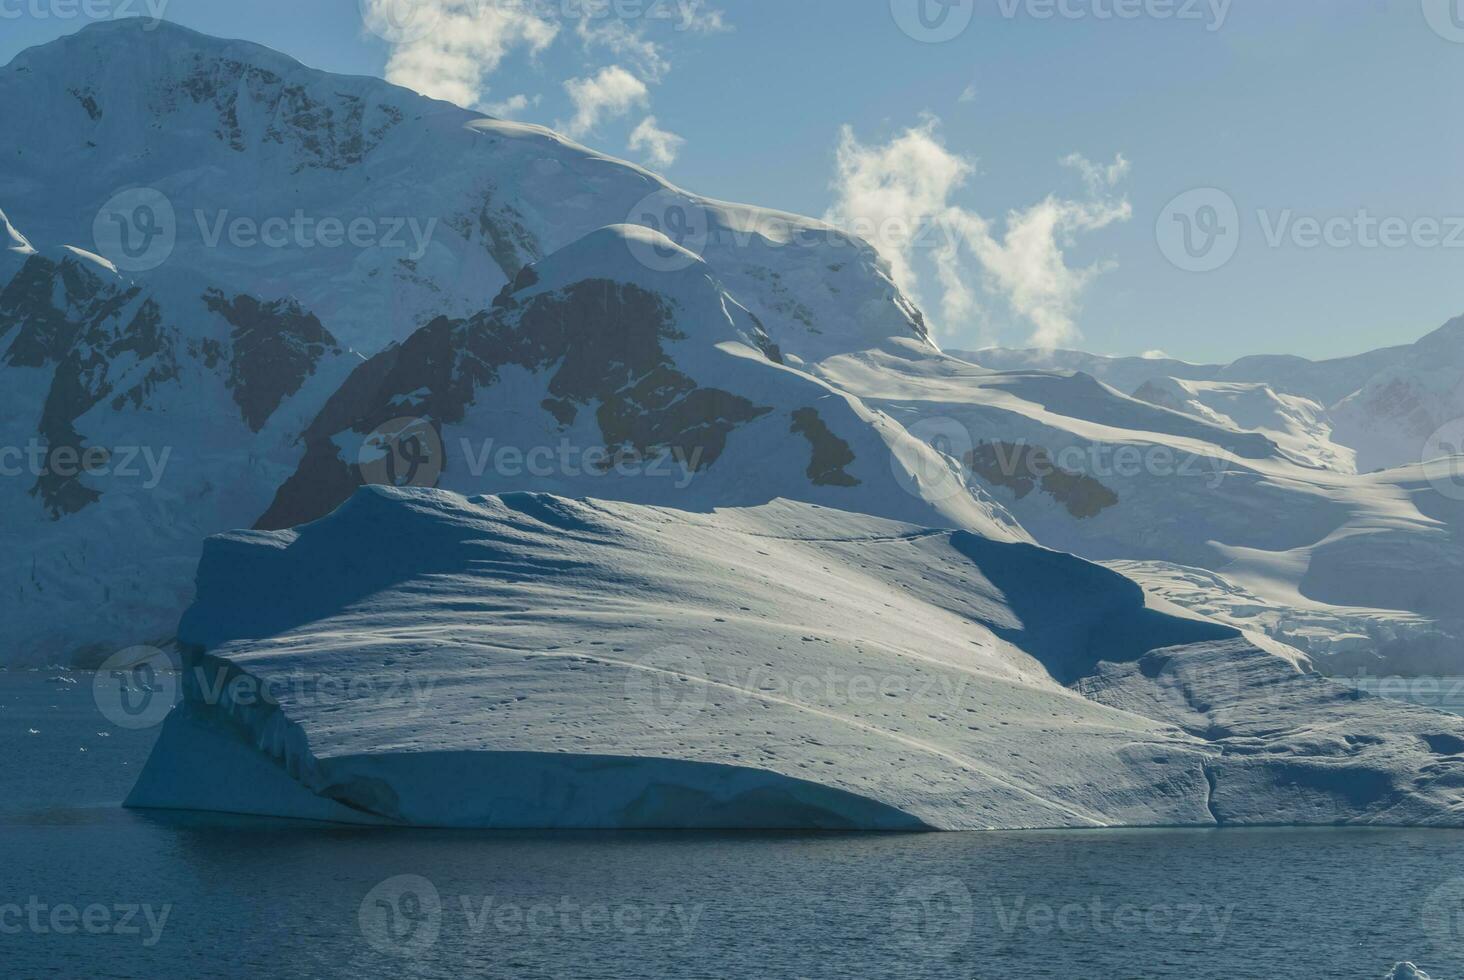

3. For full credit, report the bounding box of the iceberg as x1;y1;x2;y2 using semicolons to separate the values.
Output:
128;488;1464;830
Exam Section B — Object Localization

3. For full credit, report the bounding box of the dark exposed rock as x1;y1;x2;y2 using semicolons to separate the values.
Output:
69;86;101;120
1;253;179;517
968;441;1119;520
257;278;772;530
2;251;343;517
202;290;341;432
1;253;139;366
790;408;860;487
172;55;402;169
450;189;542;281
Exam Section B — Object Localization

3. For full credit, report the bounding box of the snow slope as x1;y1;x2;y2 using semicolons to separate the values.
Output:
1330;317;1464;472
0;216;358;662
964;314;1464;475
128;487;1464;830
0;20;952;663
964;341;1411;411
817;342;1464;675
1131;376;1352;472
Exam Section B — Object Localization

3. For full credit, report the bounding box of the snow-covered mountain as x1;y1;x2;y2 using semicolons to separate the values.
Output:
0;20;971;663
5;17;1461;686
254;222;1016;539
819;343;1464;675
964;315;1464;475
129;487;1464;830
1131;376;1351;472
1329;317;1464;473
965;341;1413;414
0;212;357;661
1;18;926;361
4;20;1462;681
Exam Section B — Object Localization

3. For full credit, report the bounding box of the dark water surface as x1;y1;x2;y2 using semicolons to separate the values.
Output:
3;671;1461;979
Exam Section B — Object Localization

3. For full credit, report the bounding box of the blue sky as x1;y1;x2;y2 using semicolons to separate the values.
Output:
4;0;1463;362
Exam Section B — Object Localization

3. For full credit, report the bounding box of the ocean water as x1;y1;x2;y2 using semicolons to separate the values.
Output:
3;670;1463;980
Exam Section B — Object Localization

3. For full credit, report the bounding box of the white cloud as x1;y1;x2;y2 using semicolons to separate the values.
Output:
483;93;539;118
576;16;670;82
366;1;721;160
561;66;650;138
367;0;558;108
958;83;978;104
1062;151;1131;196
826;120;1130;349
1140;349;1171;360
628;116;686;168
679;4;731;33
826;119;972;293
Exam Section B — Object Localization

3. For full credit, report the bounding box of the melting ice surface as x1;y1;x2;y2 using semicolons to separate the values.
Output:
5;671;1464;979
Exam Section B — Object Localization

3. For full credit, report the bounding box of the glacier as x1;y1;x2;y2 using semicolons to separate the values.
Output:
128;487;1464;830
